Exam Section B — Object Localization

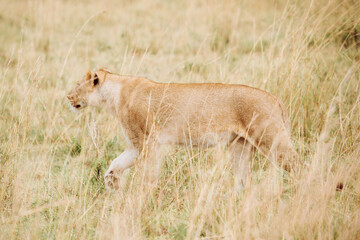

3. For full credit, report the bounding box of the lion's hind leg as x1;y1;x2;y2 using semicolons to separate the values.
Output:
229;137;254;190
251;122;298;172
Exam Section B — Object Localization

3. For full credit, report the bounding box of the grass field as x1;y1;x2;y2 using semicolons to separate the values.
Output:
1;0;360;239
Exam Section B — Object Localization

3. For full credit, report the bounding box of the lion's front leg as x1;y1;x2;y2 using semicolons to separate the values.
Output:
142;143;169;188
104;148;138;190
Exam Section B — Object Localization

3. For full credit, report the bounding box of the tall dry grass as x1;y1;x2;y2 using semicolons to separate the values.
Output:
0;0;359;239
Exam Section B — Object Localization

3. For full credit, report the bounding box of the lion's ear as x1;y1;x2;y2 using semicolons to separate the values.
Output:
85;70;92;80
93;70;107;86
93;73;99;86
98;67;112;73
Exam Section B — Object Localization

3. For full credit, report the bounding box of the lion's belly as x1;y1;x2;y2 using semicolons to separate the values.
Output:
156;128;238;148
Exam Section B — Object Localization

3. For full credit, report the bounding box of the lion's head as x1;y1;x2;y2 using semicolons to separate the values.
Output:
67;69;109;110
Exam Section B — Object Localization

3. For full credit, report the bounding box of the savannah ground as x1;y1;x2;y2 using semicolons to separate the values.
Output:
1;0;360;239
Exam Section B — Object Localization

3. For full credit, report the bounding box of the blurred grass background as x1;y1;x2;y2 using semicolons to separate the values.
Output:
0;0;359;239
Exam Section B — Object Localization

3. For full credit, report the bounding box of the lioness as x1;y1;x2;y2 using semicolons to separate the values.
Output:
67;68;298;189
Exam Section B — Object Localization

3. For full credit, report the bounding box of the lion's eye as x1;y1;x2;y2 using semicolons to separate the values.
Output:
75;104;81;108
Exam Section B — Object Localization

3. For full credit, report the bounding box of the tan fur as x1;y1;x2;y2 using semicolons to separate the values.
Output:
67;69;298;189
